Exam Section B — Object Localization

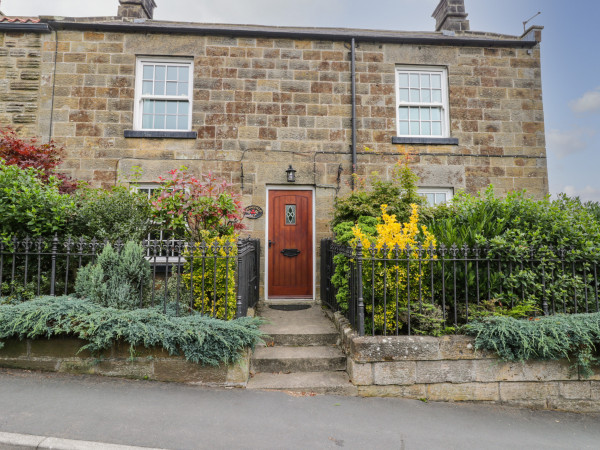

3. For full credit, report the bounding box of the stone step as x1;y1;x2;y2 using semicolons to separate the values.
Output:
247;371;358;396
263;331;339;347
252;346;346;373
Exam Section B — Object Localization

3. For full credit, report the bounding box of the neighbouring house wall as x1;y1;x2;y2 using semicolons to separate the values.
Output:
333;312;600;413
0;31;42;136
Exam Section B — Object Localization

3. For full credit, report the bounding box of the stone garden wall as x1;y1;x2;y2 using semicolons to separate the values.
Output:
332;312;600;413
0;337;250;386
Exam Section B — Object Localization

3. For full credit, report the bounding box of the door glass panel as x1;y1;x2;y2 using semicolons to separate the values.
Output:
285;204;296;225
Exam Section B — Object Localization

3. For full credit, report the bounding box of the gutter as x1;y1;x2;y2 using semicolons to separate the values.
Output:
0;22;50;32
45;21;539;48
351;38;356;190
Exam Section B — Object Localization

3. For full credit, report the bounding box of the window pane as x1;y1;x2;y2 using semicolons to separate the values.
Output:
432;122;442;136
166;81;177;95
421;74;430;88
154;80;165;95
431;108;441;121
421;108;430;120
154;115;165;129
431;74;441;88
285;205;296;225
166;115;177;129
155;65;166;80
399;121;409;135
142;80;153;95
410;122;420;135
142;65;154;80
177;115;188;130
178;82;189;96
167;66;178;81
432;89;442;103
398;106;409;120
155;101;166;114
398;73;409;87
426;194;435;205
179;102;189;116
421;89;431;103
142;114;153;129
399;88;409;102
166;101;178;115
435;193;447;204
410;88;420;102
421;122;431;135
409;107;419;120
179;66;189;82
410;73;420;87
143;100;153;114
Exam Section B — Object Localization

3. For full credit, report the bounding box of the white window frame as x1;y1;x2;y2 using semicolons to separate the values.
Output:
134;57;193;132
418;187;454;206
395;65;450;138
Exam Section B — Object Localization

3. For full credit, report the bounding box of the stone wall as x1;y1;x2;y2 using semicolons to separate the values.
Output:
0;31;43;136
0;337;250;386
333;312;600;413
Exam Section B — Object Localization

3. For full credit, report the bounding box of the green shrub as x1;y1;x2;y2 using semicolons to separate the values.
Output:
0;160;74;241
181;235;237;320
332;164;425;229
75;241;151;310
464;313;600;377
69;185;153;241
0;296;264;366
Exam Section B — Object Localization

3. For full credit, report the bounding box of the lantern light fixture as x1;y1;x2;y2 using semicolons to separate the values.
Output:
286;165;296;183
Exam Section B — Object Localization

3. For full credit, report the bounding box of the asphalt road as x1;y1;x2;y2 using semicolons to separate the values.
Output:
0;369;598;449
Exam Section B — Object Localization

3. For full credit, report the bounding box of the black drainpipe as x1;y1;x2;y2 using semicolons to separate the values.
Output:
351;38;357;190
48;24;59;142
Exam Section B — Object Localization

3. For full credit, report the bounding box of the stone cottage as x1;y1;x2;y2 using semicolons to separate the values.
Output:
0;0;547;300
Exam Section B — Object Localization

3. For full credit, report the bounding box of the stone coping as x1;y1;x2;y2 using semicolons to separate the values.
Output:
0;336;250;386
329;311;600;413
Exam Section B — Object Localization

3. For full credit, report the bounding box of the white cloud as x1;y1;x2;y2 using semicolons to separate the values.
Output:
570;87;600;114
546;128;596;159
563;185;600;203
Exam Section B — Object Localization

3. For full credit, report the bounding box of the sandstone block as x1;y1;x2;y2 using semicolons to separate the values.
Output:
373;361;416;385
347;359;373;385
427;382;499;402
358;384;426;398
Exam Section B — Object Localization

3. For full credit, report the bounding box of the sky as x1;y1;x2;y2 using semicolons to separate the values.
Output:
3;0;599;201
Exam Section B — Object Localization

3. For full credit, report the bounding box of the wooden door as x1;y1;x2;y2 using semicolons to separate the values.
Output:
268;190;313;298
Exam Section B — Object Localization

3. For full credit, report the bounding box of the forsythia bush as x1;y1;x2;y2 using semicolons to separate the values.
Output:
333;204;444;335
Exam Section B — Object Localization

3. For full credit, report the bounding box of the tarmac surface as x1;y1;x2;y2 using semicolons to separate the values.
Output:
0;368;599;449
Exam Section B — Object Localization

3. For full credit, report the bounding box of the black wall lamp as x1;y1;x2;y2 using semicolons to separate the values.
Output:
286;165;296;183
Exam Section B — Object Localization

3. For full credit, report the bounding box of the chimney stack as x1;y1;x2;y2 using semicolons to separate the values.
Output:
432;0;470;32
118;0;157;20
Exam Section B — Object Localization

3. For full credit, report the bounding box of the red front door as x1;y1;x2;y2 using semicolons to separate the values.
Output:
268;190;313;298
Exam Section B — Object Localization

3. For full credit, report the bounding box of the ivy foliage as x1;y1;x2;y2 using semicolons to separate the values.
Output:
464;313;600;378
74;242;151;310
0;296;265;366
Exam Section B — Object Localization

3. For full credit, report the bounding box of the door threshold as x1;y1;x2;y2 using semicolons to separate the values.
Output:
262;298;317;306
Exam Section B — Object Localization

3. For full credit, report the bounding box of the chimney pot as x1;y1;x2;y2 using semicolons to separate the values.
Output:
118;0;157;20
432;0;470;32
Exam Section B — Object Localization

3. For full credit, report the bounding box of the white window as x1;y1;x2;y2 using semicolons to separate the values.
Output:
396;66;449;137
134;57;193;131
418;187;453;206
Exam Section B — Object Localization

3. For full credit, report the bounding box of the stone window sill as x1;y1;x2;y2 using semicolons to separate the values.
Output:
392;137;459;145
124;130;197;139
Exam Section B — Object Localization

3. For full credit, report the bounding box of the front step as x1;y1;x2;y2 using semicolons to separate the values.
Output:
252;346;346;373
247;371;358;396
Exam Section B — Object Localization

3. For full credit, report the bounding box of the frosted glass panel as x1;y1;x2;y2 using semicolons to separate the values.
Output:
431;108;441;121
143;65;153;79
409;108;419;120
410;89;420;102
398;107;409;120
422;122;431;135
166;81;177;95
399;121;409;135
421;74;430;88
432;122;442;135
285;205;296;225
431;74;441;88
167;66;178;81
432;90;442;103
410;122;420;135
155;66;165;80
410;73;420;86
399;89;409;102
398;73;409;87
421;108;430;120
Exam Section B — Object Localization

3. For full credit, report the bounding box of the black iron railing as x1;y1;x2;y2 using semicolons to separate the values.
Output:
321;239;600;336
0;235;260;320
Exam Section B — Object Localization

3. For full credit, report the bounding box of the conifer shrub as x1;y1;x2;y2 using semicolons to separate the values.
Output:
0;296;264;366
464;313;600;377
75;242;151;310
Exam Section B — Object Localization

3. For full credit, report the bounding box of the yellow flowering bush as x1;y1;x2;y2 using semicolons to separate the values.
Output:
333;203;444;335
181;234;237;320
